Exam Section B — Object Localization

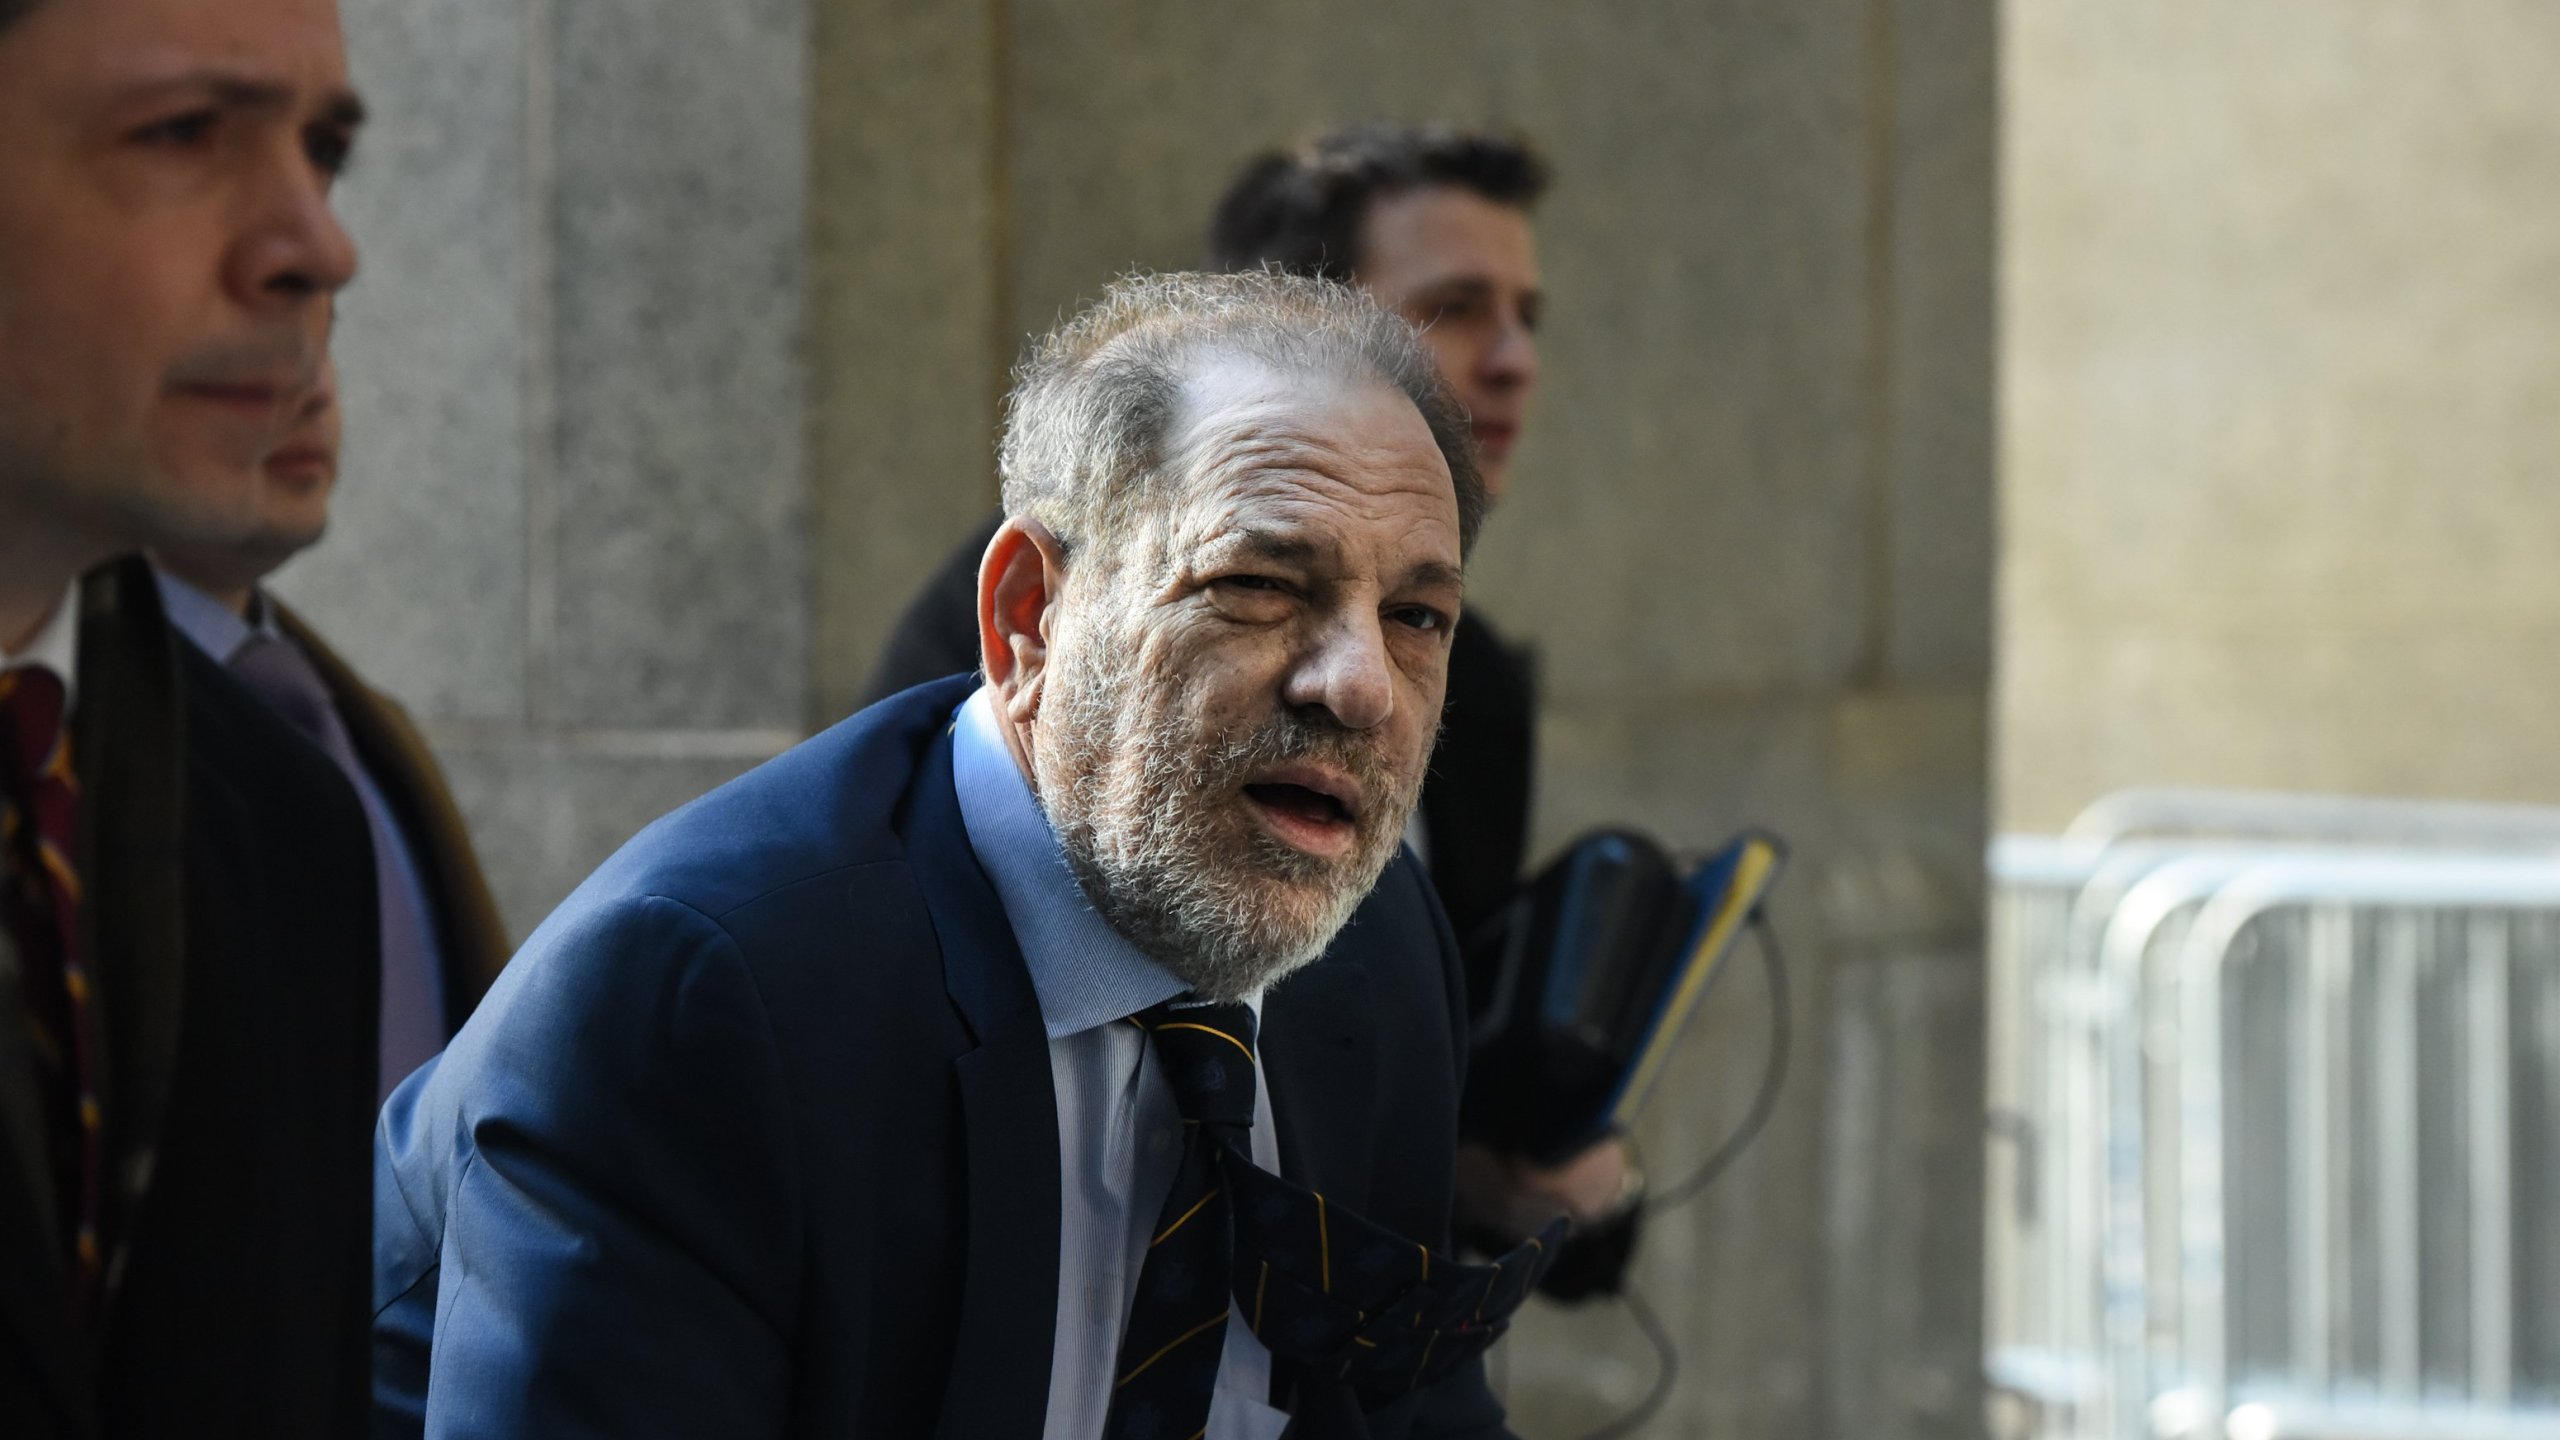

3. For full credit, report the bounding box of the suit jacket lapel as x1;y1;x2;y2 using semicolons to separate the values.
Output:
1259;941;1381;1422
901;725;1062;1439
72;561;187;1314
1265;952;1382;1213
0;923;81;1426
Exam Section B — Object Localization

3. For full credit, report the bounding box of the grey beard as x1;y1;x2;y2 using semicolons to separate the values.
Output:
1034;626;1418;1003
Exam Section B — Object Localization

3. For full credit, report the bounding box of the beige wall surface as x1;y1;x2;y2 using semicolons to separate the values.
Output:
819;3;1993;1435
1998;2;2560;833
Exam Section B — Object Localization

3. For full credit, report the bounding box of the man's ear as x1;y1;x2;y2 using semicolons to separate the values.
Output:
978;516;1069;718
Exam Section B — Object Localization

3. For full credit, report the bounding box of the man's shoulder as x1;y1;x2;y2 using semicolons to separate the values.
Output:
1314;849;1463;1012
385;681;988;1242
576;677;971;918
1337;850;1474;1100
460;676;981;1044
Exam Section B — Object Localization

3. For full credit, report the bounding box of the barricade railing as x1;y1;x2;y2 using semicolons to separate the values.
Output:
1988;792;2560;1440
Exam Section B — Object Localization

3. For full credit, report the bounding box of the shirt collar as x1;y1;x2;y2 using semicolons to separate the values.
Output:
2;579;83;710
151;567;279;666
949;686;1191;1039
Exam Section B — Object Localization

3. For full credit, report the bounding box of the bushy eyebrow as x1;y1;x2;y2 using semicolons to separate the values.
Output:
1401;560;1465;595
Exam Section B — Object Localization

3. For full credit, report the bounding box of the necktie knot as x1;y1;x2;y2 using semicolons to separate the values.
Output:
227;634;341;746
1136;997;1258;1134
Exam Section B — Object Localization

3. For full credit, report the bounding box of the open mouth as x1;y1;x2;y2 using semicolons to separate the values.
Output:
1246;782;1350;825
1242;781;1359;858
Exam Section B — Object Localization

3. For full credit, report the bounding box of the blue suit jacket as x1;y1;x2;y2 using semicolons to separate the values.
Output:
374;676;1510;1438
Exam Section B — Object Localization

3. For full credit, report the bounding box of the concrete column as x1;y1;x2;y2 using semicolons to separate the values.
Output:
810;0;1010;722
284;0;813;933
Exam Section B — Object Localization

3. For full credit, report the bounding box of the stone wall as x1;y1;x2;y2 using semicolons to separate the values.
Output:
276;0;812;932
284;1;1996;1434
1999;2;2560;832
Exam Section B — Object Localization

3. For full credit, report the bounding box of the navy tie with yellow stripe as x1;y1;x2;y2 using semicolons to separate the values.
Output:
1108;998;1255;1440
1111;997;1563;1437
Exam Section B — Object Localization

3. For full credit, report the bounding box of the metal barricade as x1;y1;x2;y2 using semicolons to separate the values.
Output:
1988;792;2560;1440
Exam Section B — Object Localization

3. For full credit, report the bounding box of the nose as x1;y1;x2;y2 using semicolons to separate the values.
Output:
1283;608;1396;733
1479;310;1538;395
226;148;360;313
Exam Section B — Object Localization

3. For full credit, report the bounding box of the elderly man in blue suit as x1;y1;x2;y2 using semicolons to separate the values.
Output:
375;271;1559;1438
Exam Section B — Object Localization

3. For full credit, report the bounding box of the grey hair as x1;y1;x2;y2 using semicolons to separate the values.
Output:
996;269;1487;569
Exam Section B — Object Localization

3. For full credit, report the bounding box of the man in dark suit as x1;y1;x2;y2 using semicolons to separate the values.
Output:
156;358;512;1098
0;0;382;1432
378;272;1549;1437
863;126;1641;1277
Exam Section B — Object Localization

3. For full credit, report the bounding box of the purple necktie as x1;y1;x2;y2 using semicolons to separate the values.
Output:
229;635;443;1098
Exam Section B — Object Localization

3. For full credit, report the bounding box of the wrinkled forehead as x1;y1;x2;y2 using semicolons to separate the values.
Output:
1132;353;1462;573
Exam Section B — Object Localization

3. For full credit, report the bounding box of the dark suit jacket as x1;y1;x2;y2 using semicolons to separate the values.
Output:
859;515;1538;944
272;602;510;1028
374;675;1511;1439
0;558;380;1439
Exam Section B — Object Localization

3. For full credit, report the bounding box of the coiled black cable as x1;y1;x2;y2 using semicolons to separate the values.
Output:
1648;914;1791;1211
1572;915;1792;1438
1573;1283;1679;1440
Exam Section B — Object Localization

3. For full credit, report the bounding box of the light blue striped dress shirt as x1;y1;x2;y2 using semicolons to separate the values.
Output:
152;569;449;1096
950;687;1290;1440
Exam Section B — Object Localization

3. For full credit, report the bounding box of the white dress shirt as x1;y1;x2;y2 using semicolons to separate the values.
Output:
2;581;81;701
950;687;1292;1440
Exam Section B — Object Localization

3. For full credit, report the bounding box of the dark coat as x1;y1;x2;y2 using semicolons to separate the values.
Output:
0;558;380;1439
272;602;511;1028
374;675;1510;1438
857;514;1538;943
